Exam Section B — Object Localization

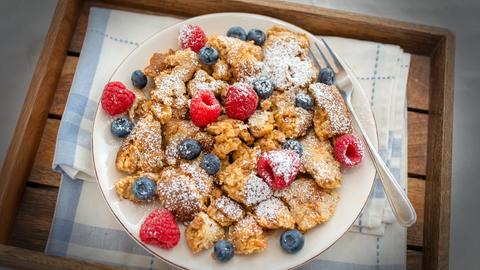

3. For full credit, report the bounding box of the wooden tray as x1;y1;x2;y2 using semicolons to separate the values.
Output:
0;0;453;269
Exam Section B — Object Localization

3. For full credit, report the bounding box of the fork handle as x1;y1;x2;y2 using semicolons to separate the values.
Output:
345;99;417;227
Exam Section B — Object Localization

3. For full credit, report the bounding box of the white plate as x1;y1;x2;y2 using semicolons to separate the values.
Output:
93;12;377;270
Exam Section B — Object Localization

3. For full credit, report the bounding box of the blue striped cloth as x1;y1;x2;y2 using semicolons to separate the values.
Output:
47;7;410;269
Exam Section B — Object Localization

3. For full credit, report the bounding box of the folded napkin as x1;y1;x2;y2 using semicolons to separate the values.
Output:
47;7;409;269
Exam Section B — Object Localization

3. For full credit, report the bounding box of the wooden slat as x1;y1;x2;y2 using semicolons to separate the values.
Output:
407;55;430;111
407;250;423;270
423;33;454;270
408;112;428;176
29;119;61;188
68;4;432;114
7;180;426;261
8;187;58;251
0;0;82;243
408;178;425;247
69;0;452;55
69;3;90;54
5;1;453;268
50;57;79;117
0;244;121;270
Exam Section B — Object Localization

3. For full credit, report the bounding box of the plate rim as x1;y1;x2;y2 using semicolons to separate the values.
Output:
91;12;379;270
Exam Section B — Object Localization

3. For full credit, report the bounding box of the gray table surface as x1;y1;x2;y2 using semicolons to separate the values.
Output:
0;0;478;269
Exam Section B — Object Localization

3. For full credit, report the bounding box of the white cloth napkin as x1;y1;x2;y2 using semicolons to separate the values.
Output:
48;7;409;269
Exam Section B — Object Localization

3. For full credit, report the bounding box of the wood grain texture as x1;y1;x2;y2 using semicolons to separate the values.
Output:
8;180;427;263
67;5;432;113
0;0;82;243
407;250;423;270
423;34;454;270
50;57;79;117
69;0;452;55
408;112;428;176
5;0;453;268
28;112;430;189
408;178;425;247
8;187;58;252
97;0;451;55
69;3;90;54
407;55;430;111
29;119;61;188
0;244;122;270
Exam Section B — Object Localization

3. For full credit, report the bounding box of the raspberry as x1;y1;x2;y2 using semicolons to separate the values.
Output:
257;150;300;190
139;209;180;249
334;134;364;167
178;24;207;53
224;83;258;120
101;81;135;116
189;90;221;127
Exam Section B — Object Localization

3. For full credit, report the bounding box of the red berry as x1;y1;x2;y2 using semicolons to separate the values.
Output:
178;24;207;53
101;81;135;116
224;83;258;120
257;150;300;190
334;134;364;167
139;209;180;249
189;90;221;127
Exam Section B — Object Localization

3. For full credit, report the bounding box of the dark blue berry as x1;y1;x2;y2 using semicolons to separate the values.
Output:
111;117;134;138
131;176;156;201
131;70;148;89
200;153;221;175
283;140;303;156
247;29;266;46
178;139;202;160
319;67;335;85
214;240;234;262
226;26;247;41
295;93;314;110
252;77;274;99
280;229;304;254
198;46;219;65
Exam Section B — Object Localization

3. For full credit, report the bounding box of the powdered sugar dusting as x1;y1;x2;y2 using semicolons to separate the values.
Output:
153;74;188;107
247;110;273;130
120;116;163;171
254;197;288;223
165;138;181;165
179;162;212;195
244;174;272;206
231;82;254;98
263;38;316;90
215;196;243;220
156;169;202;221
309;83;352;134
299;132;341;187
178;24;205;51
188;70;226;97
263;150;300;185
232;214;263;237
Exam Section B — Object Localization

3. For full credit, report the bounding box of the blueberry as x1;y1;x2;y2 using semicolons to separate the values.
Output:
214;240;234;262
252;77;274;99
283;140;303;156
200;153;221;175
178;139;202;160
295;92;314;110
131;70;148;89
198;46;219;65
247;29;266;46
319;67;335;85
111;117;134;138
226;26;247;41
131;176;156;201
280;229;304;254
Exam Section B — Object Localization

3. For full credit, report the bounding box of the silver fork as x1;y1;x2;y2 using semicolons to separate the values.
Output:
309;38;416;227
